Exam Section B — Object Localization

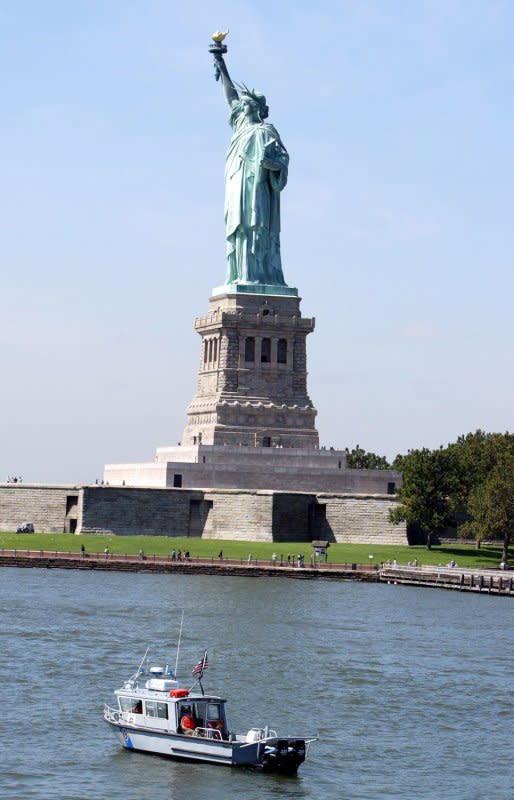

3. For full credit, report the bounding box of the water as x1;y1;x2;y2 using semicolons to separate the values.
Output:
1;568;513;800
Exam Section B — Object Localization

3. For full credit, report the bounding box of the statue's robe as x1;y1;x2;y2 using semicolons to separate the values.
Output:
224;104;289;285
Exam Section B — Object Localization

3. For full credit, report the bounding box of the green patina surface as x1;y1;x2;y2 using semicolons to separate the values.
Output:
211;37;292;295
211;282;298;298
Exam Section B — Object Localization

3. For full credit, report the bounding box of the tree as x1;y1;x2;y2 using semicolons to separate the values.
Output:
461;457;514;564
447;430;514;519
345;445;390;470
390;447;460;547
390;431;514;549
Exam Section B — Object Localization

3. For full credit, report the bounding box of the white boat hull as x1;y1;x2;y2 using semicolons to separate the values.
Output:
106;719;260;767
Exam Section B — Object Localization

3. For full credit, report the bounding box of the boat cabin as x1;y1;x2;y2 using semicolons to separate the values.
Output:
115;680;228;739
175;697;228;739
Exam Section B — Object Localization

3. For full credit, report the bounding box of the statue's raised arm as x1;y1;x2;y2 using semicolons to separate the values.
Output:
209;31;238;107
208;32;289;289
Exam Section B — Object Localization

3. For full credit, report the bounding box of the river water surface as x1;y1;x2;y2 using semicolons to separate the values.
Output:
1;567;513;799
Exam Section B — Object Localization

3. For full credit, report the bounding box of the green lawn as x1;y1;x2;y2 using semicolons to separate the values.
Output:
0;531;509;568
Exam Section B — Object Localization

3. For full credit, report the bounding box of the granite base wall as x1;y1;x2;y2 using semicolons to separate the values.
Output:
80;487;198;536
0;485;407;544
320;494;408;545
202;491;274;542
272;494;312;542
0;485;82;533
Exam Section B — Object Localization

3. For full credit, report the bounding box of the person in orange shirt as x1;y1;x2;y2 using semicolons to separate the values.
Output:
180;707;196;736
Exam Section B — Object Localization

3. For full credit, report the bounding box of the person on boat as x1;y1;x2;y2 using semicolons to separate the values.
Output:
180;707;196;736
206;719;225;739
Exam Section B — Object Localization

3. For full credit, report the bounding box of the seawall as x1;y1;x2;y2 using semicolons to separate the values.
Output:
0;549;378;581
1;550;513;595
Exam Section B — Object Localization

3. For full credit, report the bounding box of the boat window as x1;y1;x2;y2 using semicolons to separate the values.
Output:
119;697;143;713
177;701;193;728
145;700;169;719
206;703;221;721
194;702;223;725
177;701;192;717
192;702;207;726
177;701;223;725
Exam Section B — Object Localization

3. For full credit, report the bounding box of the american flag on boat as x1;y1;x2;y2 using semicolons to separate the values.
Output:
192;650;208;677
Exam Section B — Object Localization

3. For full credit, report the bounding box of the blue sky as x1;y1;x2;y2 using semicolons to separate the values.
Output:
1;0;513;483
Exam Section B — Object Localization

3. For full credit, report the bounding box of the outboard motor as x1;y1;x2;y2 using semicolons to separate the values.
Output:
261;737;307;773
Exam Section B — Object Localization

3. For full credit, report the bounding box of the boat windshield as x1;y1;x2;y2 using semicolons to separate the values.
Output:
177;700;226;737
119;697;143;714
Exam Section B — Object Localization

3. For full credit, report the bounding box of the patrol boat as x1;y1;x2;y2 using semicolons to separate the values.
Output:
103;651;315;773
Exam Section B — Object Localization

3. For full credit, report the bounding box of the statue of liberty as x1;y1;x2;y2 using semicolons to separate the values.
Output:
210;33;289;288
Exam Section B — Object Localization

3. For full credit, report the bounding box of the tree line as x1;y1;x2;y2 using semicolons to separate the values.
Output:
346;431;514;563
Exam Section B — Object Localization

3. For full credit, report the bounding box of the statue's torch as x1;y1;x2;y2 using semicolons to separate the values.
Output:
209;30;229;81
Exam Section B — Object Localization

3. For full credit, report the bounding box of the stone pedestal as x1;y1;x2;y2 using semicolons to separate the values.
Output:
181;289;319;448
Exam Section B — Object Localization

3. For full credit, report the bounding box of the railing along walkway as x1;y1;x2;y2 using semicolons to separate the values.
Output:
380;563;514;595
0;548;377;575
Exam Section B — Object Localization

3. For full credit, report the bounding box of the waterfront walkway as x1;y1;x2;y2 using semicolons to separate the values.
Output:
1;548;513;595
0;548;376;581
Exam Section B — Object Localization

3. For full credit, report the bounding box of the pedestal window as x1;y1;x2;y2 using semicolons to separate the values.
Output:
245;337;255;362
277;338;287;364
261;338;271;363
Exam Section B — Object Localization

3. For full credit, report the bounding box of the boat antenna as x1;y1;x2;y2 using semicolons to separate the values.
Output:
131;646;149;685
174;610;184;678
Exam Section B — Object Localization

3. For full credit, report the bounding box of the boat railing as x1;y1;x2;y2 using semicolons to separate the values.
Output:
104;704;122;724
192;726;223;740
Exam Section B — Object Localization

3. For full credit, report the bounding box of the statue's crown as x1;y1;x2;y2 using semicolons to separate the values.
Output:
237;83;268;113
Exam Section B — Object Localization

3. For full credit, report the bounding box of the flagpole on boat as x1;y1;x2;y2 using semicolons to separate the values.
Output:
199;651;207;695
190;649;208;695
174;610;184;678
